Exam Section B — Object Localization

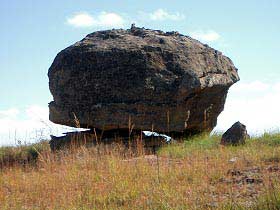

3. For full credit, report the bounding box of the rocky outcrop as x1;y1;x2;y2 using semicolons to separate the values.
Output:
49;130;171;152
221;122;249;145
48;25;239;134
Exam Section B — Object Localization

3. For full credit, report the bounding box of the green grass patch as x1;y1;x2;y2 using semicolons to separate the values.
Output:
0;141;49;167
158;133;221;158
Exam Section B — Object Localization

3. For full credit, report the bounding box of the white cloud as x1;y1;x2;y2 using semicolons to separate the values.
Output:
215;80;280;135
272;82;280;92
67;12;125;28
231;80;270;92
0;105;87;146
67;12;95;27
98;12;125;27
25;105;49;121
0;108;19;119
148;9;185;21
190;30;221;42
67;9;185;29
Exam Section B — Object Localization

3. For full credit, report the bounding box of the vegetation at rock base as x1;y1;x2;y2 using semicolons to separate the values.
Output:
0;141;49;168
1;132;280;209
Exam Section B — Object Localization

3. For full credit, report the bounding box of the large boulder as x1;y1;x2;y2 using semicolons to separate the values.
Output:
48;25;239;134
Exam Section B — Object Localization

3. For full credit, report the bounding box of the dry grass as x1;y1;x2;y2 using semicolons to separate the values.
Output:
1;133;280;209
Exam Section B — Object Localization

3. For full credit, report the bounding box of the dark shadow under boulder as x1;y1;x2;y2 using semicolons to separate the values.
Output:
49;129;172;153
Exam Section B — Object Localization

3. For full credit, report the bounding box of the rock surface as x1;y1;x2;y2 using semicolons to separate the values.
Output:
221;121;249;145
49;130;170;152
48;25;239;134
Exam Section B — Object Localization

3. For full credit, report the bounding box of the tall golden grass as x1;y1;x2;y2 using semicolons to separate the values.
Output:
1;133;280;209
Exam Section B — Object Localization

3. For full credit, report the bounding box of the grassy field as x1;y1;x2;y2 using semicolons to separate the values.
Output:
1;133;280;209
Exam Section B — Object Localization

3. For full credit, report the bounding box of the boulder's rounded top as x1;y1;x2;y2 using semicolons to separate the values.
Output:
68;26;220;55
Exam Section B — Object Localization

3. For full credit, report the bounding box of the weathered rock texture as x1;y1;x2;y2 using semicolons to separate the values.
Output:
49;131;169;152
48;26;239;134
221;122;249;146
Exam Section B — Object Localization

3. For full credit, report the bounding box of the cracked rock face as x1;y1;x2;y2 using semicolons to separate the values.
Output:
48;26;239;133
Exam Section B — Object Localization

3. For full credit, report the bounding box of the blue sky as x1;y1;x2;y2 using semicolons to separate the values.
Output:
0;0;280;145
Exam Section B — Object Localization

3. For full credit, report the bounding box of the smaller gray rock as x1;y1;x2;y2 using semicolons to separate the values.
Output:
221;121;249;146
